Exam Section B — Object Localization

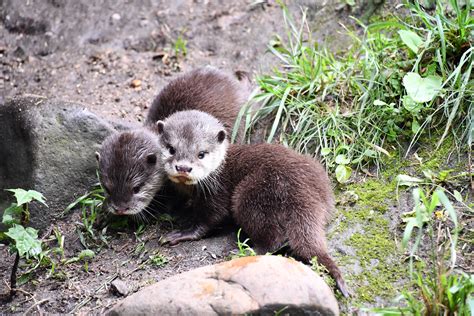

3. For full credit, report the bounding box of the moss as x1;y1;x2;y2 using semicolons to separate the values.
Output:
333;176;407;306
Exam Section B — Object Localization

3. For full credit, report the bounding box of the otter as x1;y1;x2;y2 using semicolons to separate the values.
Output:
96;67;249;216
145;66;248;140
155;110;349;297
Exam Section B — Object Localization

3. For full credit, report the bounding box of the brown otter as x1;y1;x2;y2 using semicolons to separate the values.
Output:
96;67;249;215
145;66;248;140
155;110;349;297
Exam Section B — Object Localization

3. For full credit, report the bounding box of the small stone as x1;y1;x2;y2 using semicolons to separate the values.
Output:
111;13;121;21
130;79;141;88
110;279;130;297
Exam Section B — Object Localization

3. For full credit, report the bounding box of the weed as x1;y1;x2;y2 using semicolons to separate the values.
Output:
373;185;473;314
65;249;95;272
239;0;473;179
233;228;256;258
174;33;187;57
149;252;168;267
0;189;48;301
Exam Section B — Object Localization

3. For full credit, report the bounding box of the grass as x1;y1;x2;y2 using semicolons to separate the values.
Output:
238;0;473;181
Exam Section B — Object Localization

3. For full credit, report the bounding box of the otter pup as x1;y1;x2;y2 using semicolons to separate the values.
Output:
146;66;248;140
96;129;164;215
155;110;349;297
96;67;249;215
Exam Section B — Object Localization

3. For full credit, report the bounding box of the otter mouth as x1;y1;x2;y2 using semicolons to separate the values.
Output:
169;175;196;185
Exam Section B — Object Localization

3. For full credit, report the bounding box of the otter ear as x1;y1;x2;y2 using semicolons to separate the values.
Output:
217;130;226;143
156;121;165;134
146;153;157;165
95;151;101;162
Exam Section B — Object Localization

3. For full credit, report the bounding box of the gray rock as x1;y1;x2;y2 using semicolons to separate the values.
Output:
107;255;339;316
110;278;130;297
0;95;122;230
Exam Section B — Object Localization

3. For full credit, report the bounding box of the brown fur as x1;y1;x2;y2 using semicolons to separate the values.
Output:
145;67;248;140
162;143;349;297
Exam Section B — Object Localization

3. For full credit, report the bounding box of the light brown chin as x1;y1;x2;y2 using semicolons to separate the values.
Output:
169;176;196;185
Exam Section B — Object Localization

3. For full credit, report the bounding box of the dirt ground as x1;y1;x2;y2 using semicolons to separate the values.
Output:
0;0;373;314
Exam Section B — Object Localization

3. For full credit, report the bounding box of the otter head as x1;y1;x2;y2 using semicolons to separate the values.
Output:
154;110;228;185
96;129;164;215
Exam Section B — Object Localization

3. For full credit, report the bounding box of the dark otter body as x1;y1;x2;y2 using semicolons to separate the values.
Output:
146;67;247;140
158;136;349;297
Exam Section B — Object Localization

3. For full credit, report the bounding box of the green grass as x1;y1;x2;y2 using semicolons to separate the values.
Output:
239;0;473;181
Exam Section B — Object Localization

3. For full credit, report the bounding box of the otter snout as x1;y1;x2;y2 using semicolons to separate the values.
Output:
176;165;192;173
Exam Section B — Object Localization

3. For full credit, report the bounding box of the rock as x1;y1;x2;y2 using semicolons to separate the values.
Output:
0;96;121;230
107;256;339;315
110;279;130;297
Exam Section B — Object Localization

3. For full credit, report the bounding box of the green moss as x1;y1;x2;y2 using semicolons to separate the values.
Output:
333;177;407;305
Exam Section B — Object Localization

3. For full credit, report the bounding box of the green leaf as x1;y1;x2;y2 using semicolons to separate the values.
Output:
373;99;387;106
5;225;42;258
335;154;350;165
5;189;47;207
412;119;421;134
403;72;442;103
453;190;463;202
398;30;423;54
335;165;352;183
396;174;423;187
2;203;22;225
402;95;422;113
320;148;331;156
78;249;95;261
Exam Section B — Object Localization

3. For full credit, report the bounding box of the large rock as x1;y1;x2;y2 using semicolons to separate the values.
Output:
108;255;339;315
0;96;124;230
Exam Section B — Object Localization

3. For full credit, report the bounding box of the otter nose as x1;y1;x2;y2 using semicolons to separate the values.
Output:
175;165;192;173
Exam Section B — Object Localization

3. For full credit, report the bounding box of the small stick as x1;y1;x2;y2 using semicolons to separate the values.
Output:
23;297;50;315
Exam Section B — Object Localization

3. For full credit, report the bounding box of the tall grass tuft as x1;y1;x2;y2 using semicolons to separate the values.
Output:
240;0;473;180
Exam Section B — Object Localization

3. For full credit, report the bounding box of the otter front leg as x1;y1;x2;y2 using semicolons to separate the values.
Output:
160;223;211;246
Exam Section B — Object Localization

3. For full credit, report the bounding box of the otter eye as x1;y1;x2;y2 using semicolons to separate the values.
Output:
198;151;207;159
167;145;176;155
133;186;140;194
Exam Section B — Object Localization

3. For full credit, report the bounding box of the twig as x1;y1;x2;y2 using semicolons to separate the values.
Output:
23;297;50;315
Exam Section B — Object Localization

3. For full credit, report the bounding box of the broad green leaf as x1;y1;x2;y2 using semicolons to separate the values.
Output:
403;72;442;103
335;165;352;183
5;225;42;258
402;95;422;113
2;203;22;225
335;154;350;165
396;174;423;187
5;189;47;207
320;148;331;156
398;30;423;54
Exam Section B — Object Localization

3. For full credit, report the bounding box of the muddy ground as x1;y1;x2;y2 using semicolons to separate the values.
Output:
3;0;470;315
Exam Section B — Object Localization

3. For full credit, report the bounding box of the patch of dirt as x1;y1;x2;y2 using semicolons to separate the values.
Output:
0;0;401;314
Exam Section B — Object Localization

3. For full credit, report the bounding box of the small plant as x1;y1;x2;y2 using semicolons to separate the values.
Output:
174;33;187;57
233;228;256;258
66;182;107;248
373;184;473;314
149;252;168;267
65;249;96;272
0;189;47;301
239;0;473;178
